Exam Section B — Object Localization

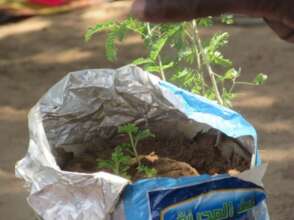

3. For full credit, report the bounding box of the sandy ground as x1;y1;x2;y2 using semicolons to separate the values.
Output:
1;2;294;219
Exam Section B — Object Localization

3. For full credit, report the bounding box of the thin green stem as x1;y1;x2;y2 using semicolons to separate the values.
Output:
191;20;205;94
128;133;141;166
191;22;203;71
157;56;166;81
229;78;236;93
193;20;224;105
114;160;120;175
235;81;257;86
146;23;166;81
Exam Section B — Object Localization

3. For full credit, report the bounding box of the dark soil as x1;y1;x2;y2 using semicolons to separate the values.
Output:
62;129;250;181
136;131;250;175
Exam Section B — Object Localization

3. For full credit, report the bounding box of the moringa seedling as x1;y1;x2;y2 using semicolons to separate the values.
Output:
98;123;155;179
86;16;268;107
118;123;155;166
97;145;131;179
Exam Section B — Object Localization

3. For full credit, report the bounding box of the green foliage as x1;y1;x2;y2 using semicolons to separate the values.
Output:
86;16;268;107
254;73;268;85
97;146;131;179
85;21;115;42
137;165;157;178
98;123;155;180
220;15;235;25
119;123;139;134
119;123;154;166
197;17;214;27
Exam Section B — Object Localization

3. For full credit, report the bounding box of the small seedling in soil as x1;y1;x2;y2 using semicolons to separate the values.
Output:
97;145;131;179
118;123;155;166
98;123;156;179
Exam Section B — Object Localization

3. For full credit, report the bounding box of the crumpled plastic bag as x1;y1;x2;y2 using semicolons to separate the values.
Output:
15;65;265;220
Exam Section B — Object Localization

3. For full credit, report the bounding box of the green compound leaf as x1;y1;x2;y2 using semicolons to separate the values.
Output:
208;51;232;67
162;61;175;70
177;47;194;63
105;32;118;62
144;65;161;73
207;32;229;52
144;62;174;73
150;37;169;61
198;17;214;27
149;25;180;61
85;21;116;42
119;123;138;134
222;88;236;107
136;129;154;142
132;57;153;65
254;73;268;85
223;68;240;80
125;17;146;35
221;14;234;25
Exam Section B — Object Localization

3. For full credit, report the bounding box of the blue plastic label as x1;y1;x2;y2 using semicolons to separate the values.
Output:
148;178;266;220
